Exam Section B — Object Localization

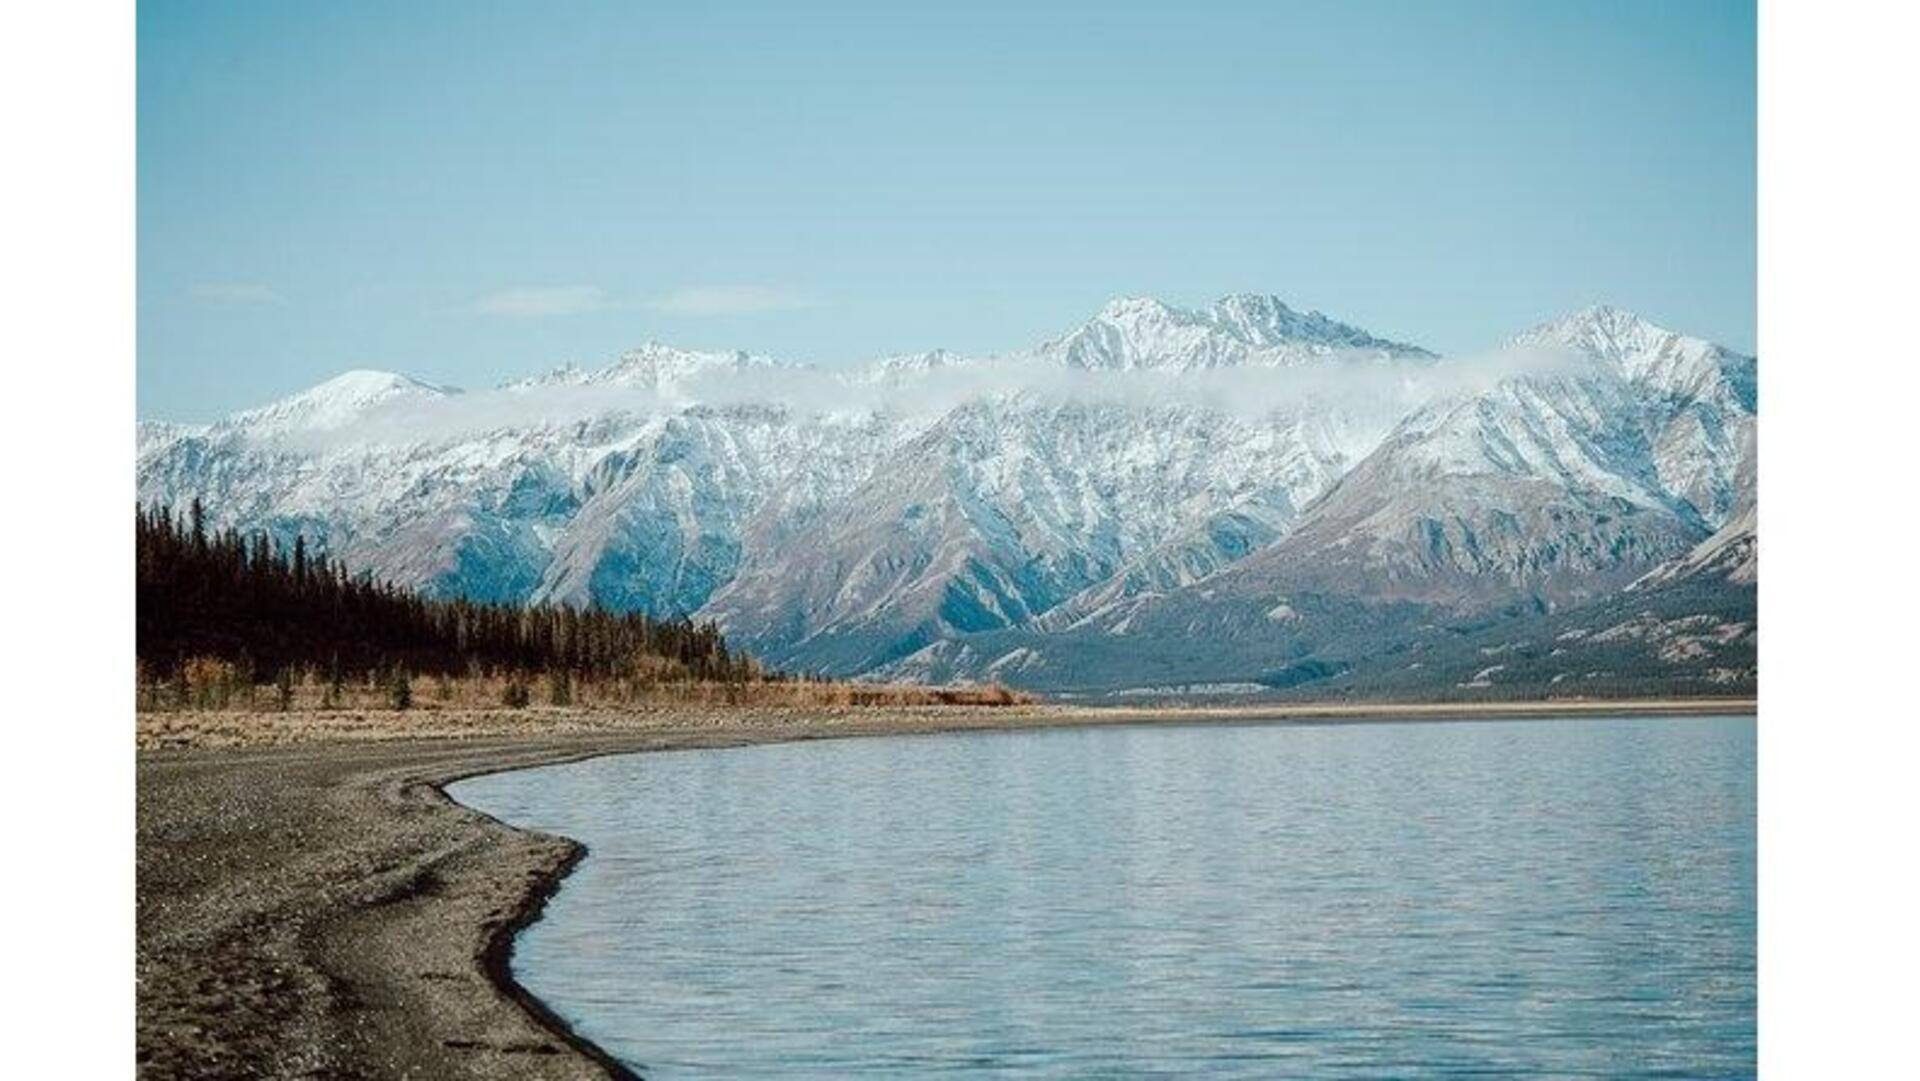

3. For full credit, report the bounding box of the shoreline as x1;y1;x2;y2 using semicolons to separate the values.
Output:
478;840;640;1081
427;753;650;1081
137;699;1754;1078
137;695;1754;753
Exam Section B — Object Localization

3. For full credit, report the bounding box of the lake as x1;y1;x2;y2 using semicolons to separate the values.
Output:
450;716;1754;1078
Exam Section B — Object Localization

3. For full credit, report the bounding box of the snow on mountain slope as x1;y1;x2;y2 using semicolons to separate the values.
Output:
701;398;1349;673
1029;498;1294;635
1518;305;1756;525
850;349;964;385
578;342;785;390
529;406;909;614
863;308;1758;691
1218;306;1758;607
213;369;456;437
1634;430;1757;589
140;399;901;616
1635;501;1756;589
1039;294;1434;371
699;297;1441;672
980;309;1753;636
137;420;206;458
136;296;1755;691
1518;305;1755;412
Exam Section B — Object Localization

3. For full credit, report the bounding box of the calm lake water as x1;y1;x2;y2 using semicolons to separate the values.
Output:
451;716;1754;1078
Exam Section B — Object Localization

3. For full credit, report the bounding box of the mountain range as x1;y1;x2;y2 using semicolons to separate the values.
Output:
136;294;1756;699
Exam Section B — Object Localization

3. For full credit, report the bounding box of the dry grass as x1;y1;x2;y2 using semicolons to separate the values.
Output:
133;702;1081;752
135;662;1036;717
133;664;1750;754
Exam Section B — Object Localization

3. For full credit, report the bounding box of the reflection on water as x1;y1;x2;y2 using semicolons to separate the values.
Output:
452;716;1754;1078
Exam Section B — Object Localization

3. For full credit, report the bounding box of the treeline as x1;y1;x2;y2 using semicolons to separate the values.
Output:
137;501;762;691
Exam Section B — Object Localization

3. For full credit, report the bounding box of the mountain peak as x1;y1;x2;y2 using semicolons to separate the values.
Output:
1097;295;1178;319
1049;293;1432;371
314;369;446;396
140;293;1756;695
1551;303;1658;337
1206;294;1425;356
1518;304;1755;411
1521;304;1715;359
216;369;453;436
588;342;781;387
1210;292;1298;317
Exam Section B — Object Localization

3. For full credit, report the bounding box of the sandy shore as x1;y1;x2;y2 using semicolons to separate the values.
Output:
136;698;1752;1078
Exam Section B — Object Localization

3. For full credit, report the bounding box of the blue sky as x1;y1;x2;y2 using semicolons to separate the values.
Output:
139;0;1755;420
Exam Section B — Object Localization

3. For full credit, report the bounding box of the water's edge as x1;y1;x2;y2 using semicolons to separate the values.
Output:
433;752;650;1081
442;705;1755;1078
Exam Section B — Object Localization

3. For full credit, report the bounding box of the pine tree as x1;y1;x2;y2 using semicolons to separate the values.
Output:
502;678;530;709
234;653;257;707
136;501;775;703
387;665;412;711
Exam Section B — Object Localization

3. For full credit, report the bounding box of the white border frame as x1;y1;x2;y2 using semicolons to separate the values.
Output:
7;0;1920;1075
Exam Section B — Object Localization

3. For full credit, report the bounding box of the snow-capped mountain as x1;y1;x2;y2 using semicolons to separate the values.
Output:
701;398;1353;673
1634;432;1758;590
136;295;1756;696
862;305;1755;694
214;369;457;437
1040;294;1434;371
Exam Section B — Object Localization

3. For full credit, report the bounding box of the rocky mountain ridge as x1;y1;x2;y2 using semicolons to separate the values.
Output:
137;295;1756;696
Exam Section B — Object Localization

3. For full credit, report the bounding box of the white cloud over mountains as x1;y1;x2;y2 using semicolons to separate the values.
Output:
263;342;1588;454
644;285;819;316
471;285;610;318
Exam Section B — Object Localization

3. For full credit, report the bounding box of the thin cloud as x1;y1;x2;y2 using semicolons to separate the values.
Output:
262;342;1590;454
472;285;609;318
190;282;282;306
646;285;818;316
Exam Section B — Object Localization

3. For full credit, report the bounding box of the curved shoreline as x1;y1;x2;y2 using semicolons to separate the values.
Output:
474;838;639;1081
136;699;1754;1078
427;763;642;1081
138;737;672;1079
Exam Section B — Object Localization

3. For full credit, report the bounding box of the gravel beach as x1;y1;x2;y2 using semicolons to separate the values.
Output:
135;699;1752;1078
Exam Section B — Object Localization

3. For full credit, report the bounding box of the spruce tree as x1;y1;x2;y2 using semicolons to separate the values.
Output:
325;655;344;709
136;501;774;700
502;675;531;709
387;665;412;711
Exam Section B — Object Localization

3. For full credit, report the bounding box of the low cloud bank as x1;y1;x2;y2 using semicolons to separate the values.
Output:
261;343;1590;453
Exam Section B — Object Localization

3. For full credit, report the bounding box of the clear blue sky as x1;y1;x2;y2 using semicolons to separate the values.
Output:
139;0;1755;421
